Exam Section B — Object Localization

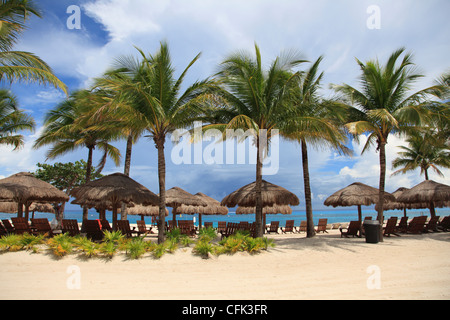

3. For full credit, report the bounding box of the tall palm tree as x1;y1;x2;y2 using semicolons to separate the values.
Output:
33;90;121;220
282;56;351;238
0;88;34;148
0;0;67;93
332;48;442;240
96;42;216;243
207;43;305;237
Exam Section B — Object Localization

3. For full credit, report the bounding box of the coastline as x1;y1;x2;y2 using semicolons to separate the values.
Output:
1;229;449;300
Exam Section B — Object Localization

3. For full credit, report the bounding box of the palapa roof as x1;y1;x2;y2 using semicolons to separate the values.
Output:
126;204;169;217
164;187;208;208
324;182;395;207
236;204;292;215
174;193;228;215
70;173;159;207
396;180;450;206
221;180;300;208
0;172;69;203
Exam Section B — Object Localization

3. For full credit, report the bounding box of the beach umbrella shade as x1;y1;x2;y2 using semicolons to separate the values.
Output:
164;187;208;224
175;192;228;227
396;180;450;217
126;204;169;222
324;182;395;224
236;204;292;228
70;173;159;227
0;172;69;219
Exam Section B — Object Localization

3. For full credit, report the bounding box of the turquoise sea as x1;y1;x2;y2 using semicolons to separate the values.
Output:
1;207;449;228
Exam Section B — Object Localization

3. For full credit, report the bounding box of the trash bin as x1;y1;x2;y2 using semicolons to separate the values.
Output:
364;220;380;244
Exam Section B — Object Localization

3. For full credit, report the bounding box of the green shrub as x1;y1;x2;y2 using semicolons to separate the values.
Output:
193;240;215;259
20;233;45;252
126;237;147;259
47;233;74;257
0;234;23;252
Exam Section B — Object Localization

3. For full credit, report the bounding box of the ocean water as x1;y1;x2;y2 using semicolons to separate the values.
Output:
1;207;449;228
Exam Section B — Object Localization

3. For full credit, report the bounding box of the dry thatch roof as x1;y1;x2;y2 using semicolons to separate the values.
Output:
0;172;69;203
236;204;292;215
396;180;450;206
324;182;395;207
70;173;159;207
126;204;169;217
221;180;300;207
164;187;207;208
174;193;228;215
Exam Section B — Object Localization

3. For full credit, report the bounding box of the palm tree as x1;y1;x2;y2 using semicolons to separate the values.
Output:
282;56;351;238
0;88;34;148
0;0;67;93
95;42;216;243
332;48;442;240
207;43;305;237
392;131;450;180
33;90;121;221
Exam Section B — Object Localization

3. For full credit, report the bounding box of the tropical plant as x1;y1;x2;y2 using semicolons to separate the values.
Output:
0;0;67;93
47;233;73;257
332;48;442;240
93;42;216;243
0;88;34;149
282;56;351;238
0;233;22;251
125;236;147;259
193;239;214;259
206;43;305;237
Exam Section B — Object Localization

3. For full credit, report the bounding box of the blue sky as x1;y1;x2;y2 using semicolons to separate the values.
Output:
1;0;449;210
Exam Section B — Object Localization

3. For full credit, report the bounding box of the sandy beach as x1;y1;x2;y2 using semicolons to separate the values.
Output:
0;229;449;300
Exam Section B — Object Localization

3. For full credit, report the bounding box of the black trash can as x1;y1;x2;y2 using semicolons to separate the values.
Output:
364;220;380;244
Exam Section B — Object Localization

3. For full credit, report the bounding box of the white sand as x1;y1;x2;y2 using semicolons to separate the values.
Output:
1;230;449;300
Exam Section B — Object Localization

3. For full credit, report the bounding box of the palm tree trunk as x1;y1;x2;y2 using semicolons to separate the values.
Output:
121;134;133;221
155;135;167;244
423;168;436;217
377;140;387;242
301;139;315;238
83;145;94;222
255;135;264;238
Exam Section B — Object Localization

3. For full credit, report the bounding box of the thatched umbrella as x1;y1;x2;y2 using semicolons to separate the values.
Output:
175;192;228;227
236;204;292;229
221;180;299;233
396;180;450;217
126;204;169;222
0;172;69;220
324;182;395;224
70;173;159;227
164;187;208;225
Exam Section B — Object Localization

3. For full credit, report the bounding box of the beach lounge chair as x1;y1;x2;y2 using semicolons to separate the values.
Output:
396;216;409;233
62;219;80;236
339;220;361;238
281;220;295;233
30;218;55;237
407;216;428;234
217;221;227;234
221;222;239;240
204;222;213;229
82;219;103;241
266;221;279;234
114;220;139;238
2;219;14;234
383;217;400;237
437;216;450;232
297;220;307;233
136;220;152;235
11;217;34;235
238;221;249;232
179;220;196;236
424;215;440;233
0;221;8;236
100;220;112;232
315;219;328;233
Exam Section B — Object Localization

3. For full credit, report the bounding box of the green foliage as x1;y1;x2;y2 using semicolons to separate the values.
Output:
198;227;217;242
126;237;147;259
193;240;214;259
19;233;45;252
0;234;23;252
47;233;74;257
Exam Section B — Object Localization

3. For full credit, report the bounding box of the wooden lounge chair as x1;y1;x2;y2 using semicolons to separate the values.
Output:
136;220;152;235
437;216;450;232
179;220;196;236
100;220;112;232
217;221;227;234
62;219;80;236
340;220;361;238
315;219;328;233
238;221;249;232
281;220;295;233
221;222;239;240
11;217;34;235
297;220;307;233
0;221;8;236
396;216;409;233
114;220;139;238
266;221;279;234
82;219;103;241
204;222;213;229
2;219;14;234
383;217;400;237
31;218;55;237
407;216;428;234
424;215;440;233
